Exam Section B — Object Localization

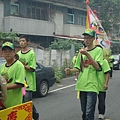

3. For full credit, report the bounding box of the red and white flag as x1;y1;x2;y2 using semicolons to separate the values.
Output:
86;5;110;49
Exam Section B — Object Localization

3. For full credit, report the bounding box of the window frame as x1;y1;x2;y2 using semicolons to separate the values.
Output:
26;1;48;20
67;13;74;24
78;15;86;26
10;3;19;16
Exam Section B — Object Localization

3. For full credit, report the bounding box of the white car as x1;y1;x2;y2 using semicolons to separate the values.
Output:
113;54;120;70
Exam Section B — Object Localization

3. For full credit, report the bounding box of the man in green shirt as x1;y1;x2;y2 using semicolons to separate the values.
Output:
17;35;39;120
65;29;103;120
0;41;24;108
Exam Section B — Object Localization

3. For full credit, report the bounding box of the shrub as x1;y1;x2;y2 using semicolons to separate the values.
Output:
53;66;63;83
53;58;73;83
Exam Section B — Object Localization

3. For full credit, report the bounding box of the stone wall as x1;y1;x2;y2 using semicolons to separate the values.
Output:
33;48;71;68
0;46;71;68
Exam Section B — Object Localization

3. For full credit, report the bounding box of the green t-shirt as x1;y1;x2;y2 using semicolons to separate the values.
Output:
74;47;103;94
98;59;110;92
72;56;77;67
17;49;36;91
109;55;114;67
0;60;25;108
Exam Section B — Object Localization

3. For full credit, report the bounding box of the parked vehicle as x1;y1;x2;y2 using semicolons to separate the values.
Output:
0;58;56;97
113;54;120;70
35;62;56;97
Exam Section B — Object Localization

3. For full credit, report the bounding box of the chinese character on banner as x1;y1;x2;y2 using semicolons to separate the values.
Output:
0;101;32;120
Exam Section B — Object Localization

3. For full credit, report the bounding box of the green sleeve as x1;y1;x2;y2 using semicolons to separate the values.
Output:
15;64;25;84
29;52;36;70
95;48;103;66
102;59;111;73
0;64;4;74
74;52;81;70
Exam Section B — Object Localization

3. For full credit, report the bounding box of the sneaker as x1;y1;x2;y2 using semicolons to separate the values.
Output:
98;114;104;119
75;78;77;81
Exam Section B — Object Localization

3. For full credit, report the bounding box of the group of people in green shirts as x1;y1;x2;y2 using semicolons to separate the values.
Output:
0;29;113;120
65;28;112;120
0;35;39;120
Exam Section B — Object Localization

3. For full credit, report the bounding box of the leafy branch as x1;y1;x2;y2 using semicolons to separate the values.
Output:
0;31;19;41
49;38;83;51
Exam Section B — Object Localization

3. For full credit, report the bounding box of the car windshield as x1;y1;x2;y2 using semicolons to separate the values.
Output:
113;55;119;60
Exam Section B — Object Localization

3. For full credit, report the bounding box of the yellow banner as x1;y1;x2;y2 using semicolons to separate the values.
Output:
0;101;32;120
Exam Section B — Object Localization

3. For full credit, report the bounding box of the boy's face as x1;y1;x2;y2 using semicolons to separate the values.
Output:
2;47;15;61
83;35;94;47
19;38;29;48
75;52;78;56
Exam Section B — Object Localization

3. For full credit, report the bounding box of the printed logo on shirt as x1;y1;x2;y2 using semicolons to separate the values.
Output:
1;72;13;83
84;59;91;68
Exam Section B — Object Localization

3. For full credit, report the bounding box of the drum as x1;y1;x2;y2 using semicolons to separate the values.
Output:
0;75;7;110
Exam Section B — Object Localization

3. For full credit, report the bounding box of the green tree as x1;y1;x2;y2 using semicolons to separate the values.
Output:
89;0;120;34
0;31;19;41
49;38;83;51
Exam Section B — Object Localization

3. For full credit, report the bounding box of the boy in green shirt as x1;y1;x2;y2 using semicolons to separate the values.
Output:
98;58;110;119
65;29;103;120
0;41;24;108
17;35;39;120
108;52;114;78
71;51;79;81
96;45;110;119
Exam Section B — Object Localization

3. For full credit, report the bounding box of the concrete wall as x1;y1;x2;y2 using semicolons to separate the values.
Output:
0;46;71;68
3;16;55;36
63;24;85;37
2;1;86;37
3;14;85;38
0;3;3;31
37;0;86;10
54;11;64;35
33;48;71;68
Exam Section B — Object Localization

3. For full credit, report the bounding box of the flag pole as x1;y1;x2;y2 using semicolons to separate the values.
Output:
86;0;90;29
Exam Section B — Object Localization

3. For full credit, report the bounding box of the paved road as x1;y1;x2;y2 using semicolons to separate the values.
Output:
33;70;120;120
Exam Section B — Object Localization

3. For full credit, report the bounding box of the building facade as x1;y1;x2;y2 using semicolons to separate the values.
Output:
0;0;86;48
